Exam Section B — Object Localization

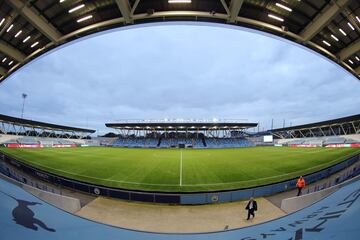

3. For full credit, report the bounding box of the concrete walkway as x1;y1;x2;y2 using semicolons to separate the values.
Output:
76;197;285;233
75;159;360;233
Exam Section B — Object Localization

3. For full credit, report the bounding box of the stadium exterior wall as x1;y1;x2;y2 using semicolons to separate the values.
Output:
0;152;359;205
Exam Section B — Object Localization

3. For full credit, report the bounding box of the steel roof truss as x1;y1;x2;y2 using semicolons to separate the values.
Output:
6;0;62;43
115;0;132;24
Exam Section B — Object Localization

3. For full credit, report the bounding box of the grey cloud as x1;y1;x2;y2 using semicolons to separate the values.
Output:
0;24;359;134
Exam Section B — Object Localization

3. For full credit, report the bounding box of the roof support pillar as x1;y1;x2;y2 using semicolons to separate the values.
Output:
298;130;306;138
229;0;244;23
115;0;132;24
309;129;316;137
319;127;326;136
329;126;336;136
340;124;346;135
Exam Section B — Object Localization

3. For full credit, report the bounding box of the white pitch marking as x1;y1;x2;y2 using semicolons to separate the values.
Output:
180;150;183;186
3;149;358;188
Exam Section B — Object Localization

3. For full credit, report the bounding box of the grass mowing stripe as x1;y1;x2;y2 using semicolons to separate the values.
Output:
180;150;183;186
1;150;180;186
1;147;359;192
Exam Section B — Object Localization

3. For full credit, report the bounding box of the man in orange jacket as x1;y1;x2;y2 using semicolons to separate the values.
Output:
296;176;306;196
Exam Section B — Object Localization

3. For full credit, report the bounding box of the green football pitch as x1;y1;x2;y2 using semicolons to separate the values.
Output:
1;147;360;192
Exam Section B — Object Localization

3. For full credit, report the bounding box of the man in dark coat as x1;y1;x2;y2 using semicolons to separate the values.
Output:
245;197;257;220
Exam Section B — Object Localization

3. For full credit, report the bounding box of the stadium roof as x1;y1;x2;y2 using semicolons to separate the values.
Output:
0;114;95;133
271;113;360;132
106;119;257;130
0;0;360;84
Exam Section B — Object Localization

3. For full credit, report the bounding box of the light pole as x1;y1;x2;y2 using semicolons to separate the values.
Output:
21;93;27;119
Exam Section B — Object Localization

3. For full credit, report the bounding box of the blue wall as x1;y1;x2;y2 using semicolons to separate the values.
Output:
1;174;360;239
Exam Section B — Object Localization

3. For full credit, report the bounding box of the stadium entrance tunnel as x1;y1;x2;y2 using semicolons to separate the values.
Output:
1;151;359;205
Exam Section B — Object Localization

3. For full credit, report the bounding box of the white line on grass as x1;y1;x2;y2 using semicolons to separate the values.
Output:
3;149;359;187
180;150;183;186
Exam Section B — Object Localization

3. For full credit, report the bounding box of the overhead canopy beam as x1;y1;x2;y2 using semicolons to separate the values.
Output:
0;66;6;76
115;0;132;24
130;0;141;16
338;39;360;61
0;10;18;37
0;40;25;62
1;7;360;83
229;0;245;23
300;0;350;41
356;66;360;75
6;0;62;43
343;7;360;32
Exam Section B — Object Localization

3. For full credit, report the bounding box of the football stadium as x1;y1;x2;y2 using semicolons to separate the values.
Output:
1;0;360;239
1;114;360;204
1;117;360;193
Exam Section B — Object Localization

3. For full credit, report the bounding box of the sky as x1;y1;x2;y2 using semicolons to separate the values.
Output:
0;23;359;135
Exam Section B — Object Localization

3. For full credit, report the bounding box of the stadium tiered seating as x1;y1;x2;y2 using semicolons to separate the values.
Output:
57;139;76;145
17;137;39;144
281;135;360;146
113;138;127;147
0;135;20;145
205;138;218;148
345;138;358;144
157;137;205;148
145;138;158;147
39;138;59;145
286;139;305;145
112;138;157;148
323;137;346;144
192;138;204;148
111;136;254;149
98;138;117;146
159;138;171;147
2;139;18;145
1;136;77;147
303;138;323;145
205;138;254;148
